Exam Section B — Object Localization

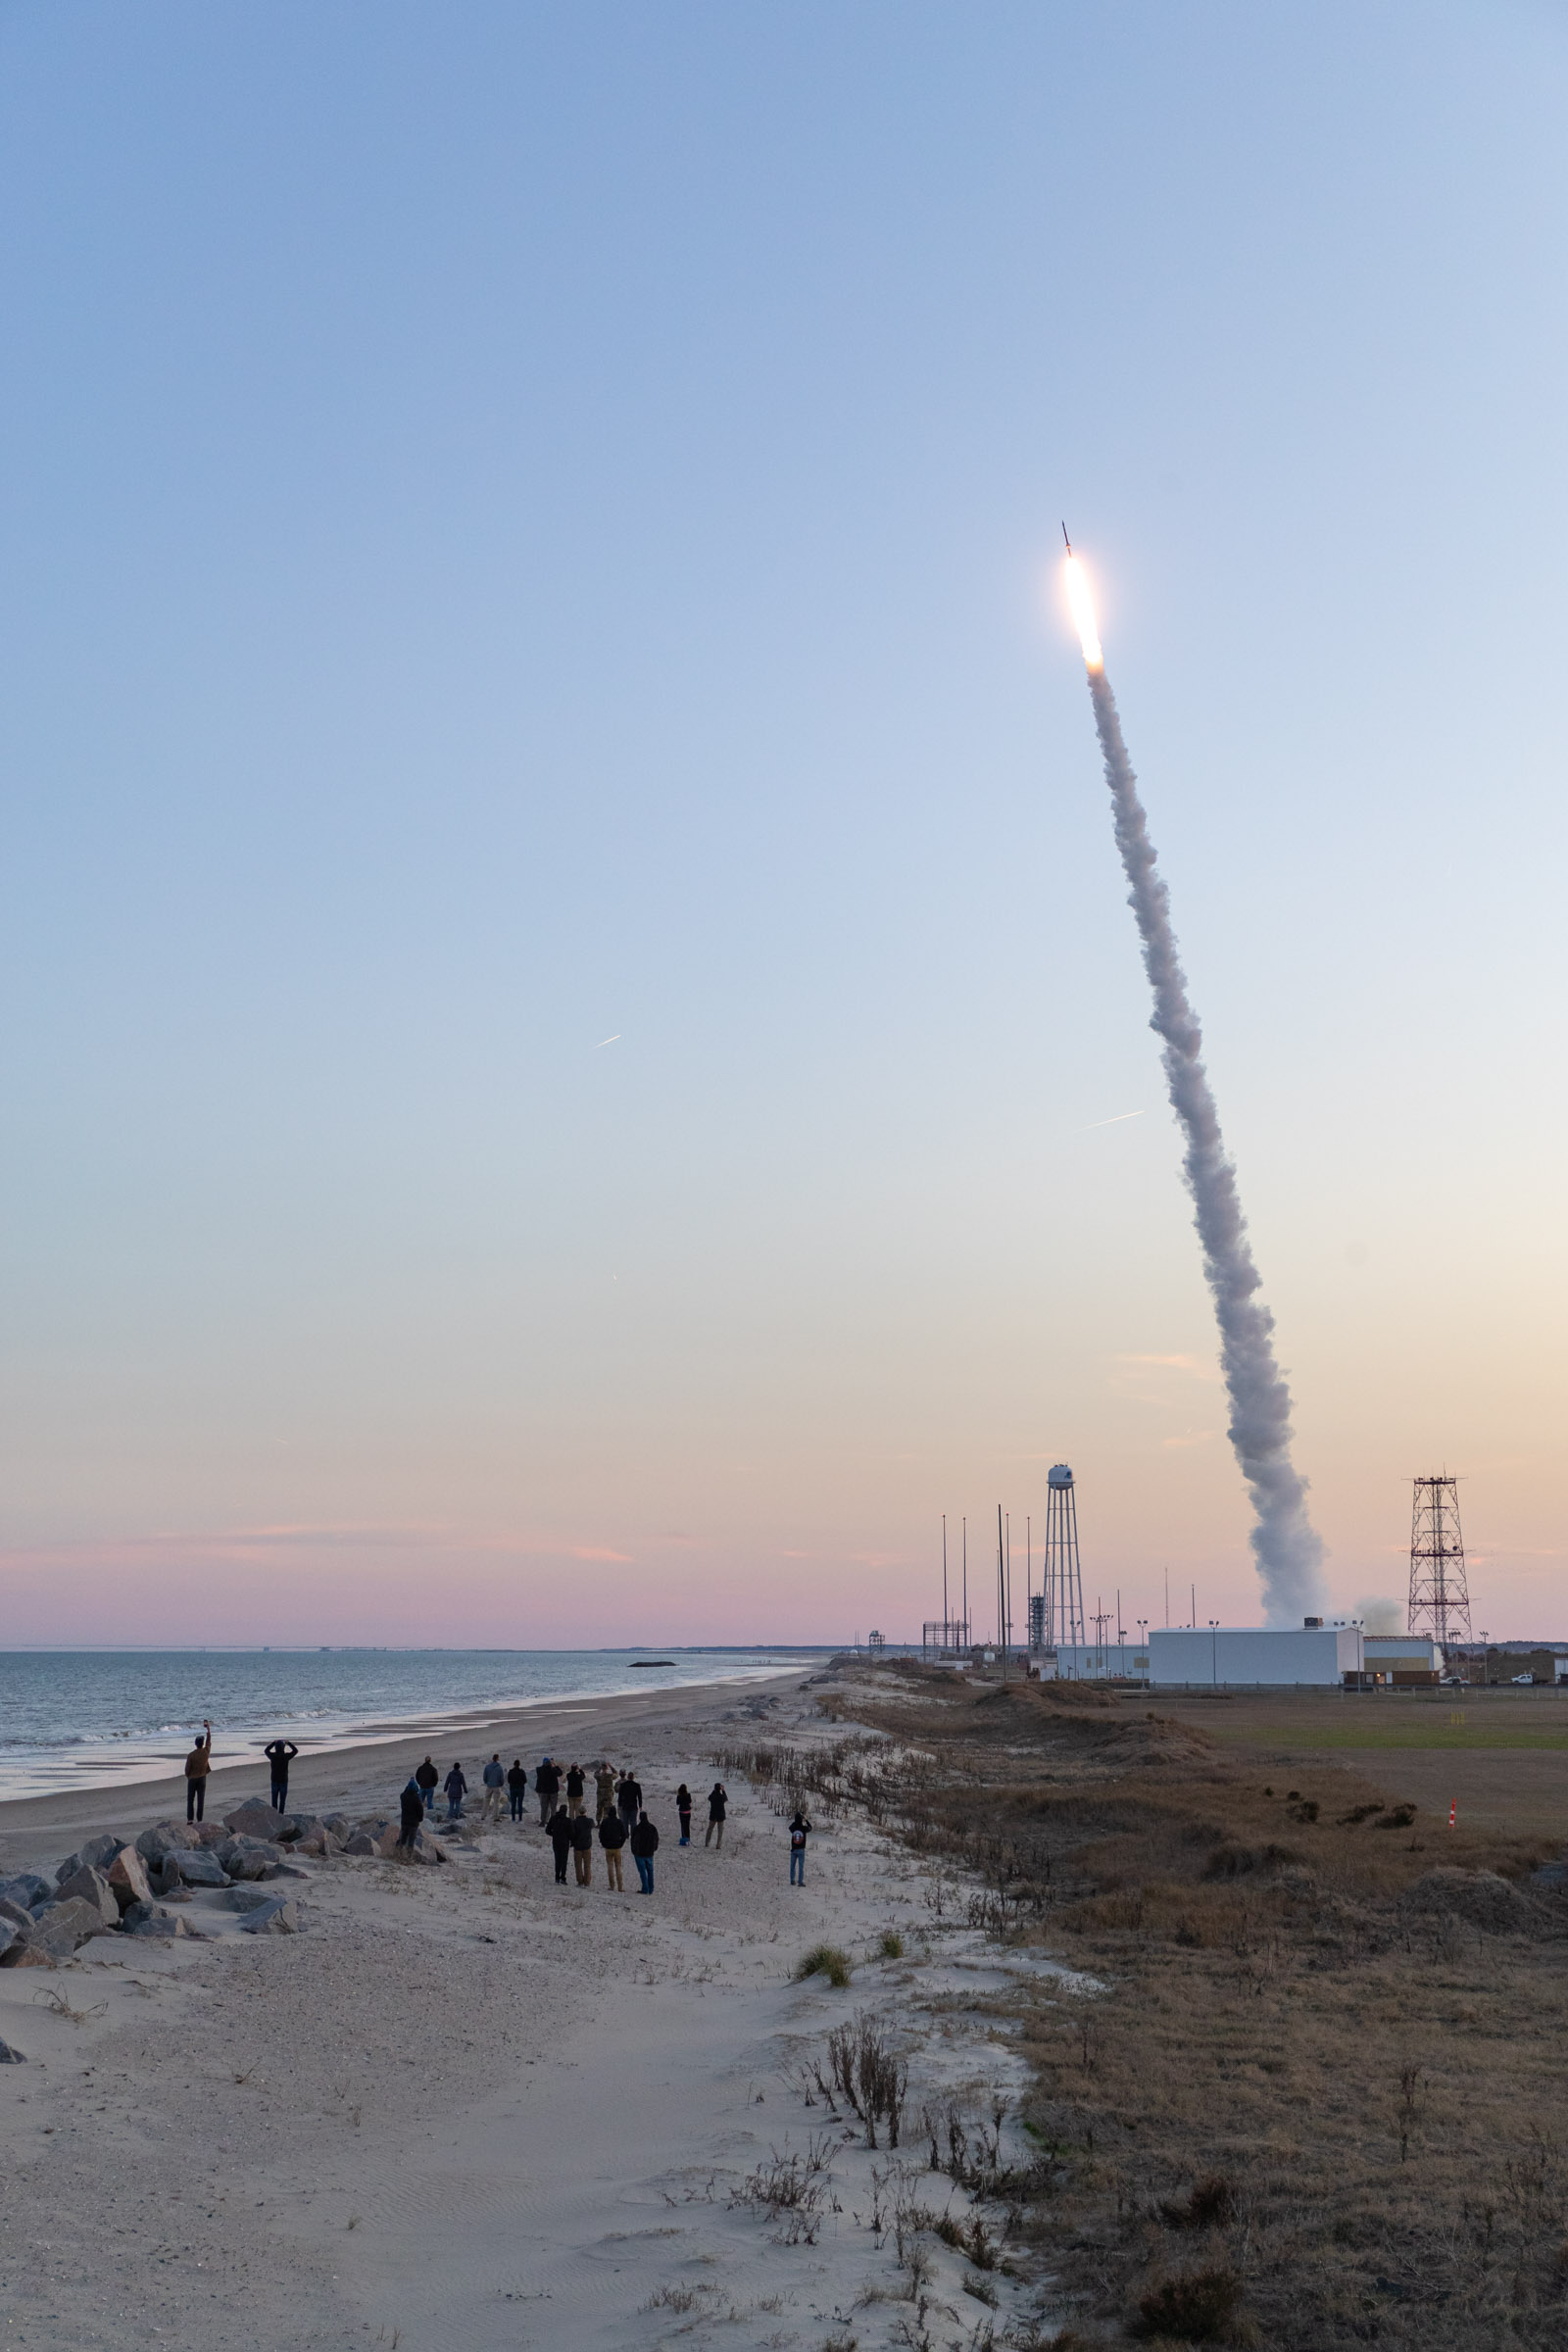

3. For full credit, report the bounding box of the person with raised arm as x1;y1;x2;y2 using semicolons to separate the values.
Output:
184;1720;214;1824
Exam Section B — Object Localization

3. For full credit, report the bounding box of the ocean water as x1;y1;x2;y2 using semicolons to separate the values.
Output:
0;1648;811;1803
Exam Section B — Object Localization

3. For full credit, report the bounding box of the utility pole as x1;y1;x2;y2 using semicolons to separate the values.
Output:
1004;1511;1012;1662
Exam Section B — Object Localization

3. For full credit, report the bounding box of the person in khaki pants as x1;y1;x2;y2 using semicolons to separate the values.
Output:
599;1806;627;1890
595;1763;617;1822
570;1809;595;1886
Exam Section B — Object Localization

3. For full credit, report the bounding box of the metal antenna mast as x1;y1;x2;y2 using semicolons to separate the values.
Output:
1408;1475;1471;1645
1042;1464;1086;1650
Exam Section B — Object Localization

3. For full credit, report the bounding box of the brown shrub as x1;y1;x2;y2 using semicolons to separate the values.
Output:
1131;2264;1249;2342
1160;2174;1239;2230
1398;1867;1540;1934
1202;1841;1299;1880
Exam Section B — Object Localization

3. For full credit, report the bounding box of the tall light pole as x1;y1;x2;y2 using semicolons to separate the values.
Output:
1209;1618;1220;1688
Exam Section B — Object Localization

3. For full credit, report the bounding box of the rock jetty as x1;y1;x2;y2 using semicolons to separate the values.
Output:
0;1798;446;1967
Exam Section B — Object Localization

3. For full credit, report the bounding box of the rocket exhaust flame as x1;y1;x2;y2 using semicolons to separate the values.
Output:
1066;547;1325;1621
1064;553;1102;670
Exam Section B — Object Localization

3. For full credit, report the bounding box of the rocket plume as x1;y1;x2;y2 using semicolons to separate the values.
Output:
1064;551;1325;1621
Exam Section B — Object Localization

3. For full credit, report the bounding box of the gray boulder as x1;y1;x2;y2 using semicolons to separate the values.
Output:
0;2035;24;2061
134;1820;200;1863
217;1836;285;1882
222;1801;285;1840
0;1895;33;1934
0;1921;21;1963
220;1885;275;1913
271;1812;324;1845
53;1865;121;1929
238;1895;300;1936
175;1850;231;1888
2;1896;111;1963
343;1831;377;1857
0;1874;51;1911
108;1846;155;1910
55;1832;124;1884
122;1901;198;1938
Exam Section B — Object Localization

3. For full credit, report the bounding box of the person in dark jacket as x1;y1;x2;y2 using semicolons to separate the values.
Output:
599;1806;627;1891
506;1759;528;1822
569;1807;595;1886
416;1755;439;1814
629;1809;660;1894
444;1762;467;1821
705;1782;728;1850
617;1771;642;1832
789;1811;812;1886
397;1778;424;1859
565;1763;586;1817
536;1757;561;1827
547;1804;573;1885
264;1737;300;1814
675;1785;693;1844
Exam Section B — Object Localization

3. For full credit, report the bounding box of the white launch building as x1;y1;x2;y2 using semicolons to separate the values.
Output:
1048;1620;1445;1688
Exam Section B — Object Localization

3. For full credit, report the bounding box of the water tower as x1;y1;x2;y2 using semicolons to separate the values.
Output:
1039;1463;1086;1650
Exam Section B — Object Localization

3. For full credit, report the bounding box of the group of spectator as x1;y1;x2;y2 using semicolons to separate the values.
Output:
392;1755;774;1894
194;1720;815;1895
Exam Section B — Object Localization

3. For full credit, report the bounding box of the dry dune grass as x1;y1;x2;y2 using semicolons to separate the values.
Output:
810;1662;1568;2349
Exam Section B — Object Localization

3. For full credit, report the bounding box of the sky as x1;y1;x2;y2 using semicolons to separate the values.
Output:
1;2;1565;1647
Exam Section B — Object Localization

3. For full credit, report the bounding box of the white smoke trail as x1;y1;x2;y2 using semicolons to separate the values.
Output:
1087;664;1326;1621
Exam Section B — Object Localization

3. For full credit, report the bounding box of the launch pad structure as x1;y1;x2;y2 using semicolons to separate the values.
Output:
1407;1474;1472;1645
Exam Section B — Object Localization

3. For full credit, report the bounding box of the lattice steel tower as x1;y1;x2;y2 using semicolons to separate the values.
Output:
1408;1475;1471;1644
1040;1464;1087;1650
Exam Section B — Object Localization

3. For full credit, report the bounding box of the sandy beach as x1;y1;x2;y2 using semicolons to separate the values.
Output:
0;1665;1063;2351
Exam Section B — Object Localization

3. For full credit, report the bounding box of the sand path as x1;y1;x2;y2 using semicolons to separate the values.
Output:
0;1681;1068;2350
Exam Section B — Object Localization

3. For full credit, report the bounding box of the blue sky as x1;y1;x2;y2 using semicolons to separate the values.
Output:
1;3;1564;1642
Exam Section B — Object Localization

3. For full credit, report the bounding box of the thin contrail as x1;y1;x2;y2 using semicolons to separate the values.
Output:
593;1034;621;1049
1078;1108;1147;1131
1082;655;1326;1622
